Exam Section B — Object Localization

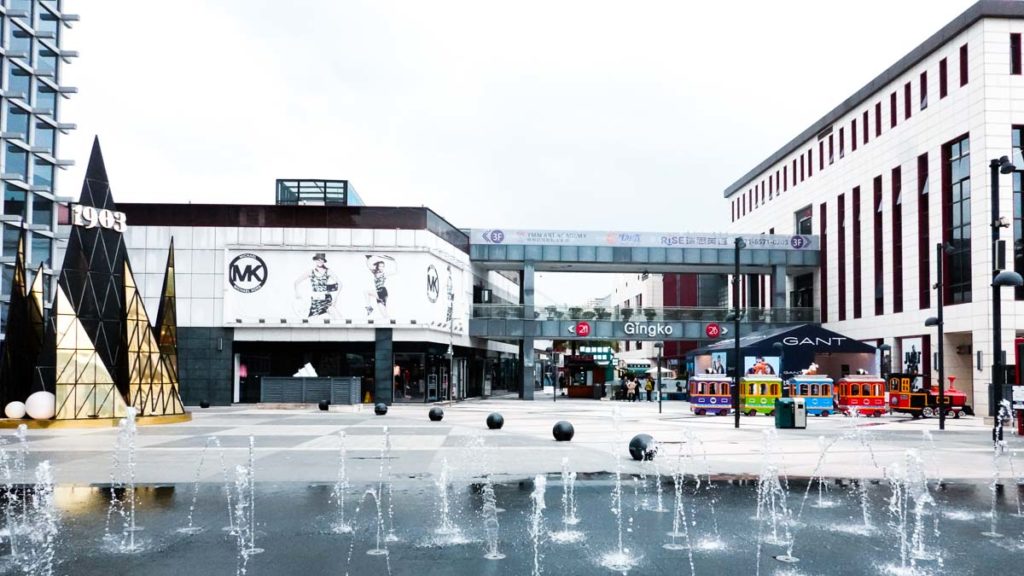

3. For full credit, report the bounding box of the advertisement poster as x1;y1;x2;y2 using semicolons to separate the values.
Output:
743;356;781;376
900;337;924;374
223;249;464;331
709;352;727;375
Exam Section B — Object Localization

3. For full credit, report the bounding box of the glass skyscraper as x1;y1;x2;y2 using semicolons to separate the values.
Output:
0;0;75;332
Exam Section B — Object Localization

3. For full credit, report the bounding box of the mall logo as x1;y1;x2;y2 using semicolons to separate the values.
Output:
228;253;267;293
426;264;440;302
481;229;505;244
790;235;810;249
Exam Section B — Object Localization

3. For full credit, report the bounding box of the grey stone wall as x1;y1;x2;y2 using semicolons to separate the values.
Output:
178;327;234;405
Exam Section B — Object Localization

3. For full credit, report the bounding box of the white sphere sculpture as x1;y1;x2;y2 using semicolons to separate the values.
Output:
4;401;26;419
24;391;55;420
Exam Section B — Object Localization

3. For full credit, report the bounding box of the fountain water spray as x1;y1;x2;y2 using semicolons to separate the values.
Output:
529;474;546;576
330;431;352;534
178;435;228;535
549;457;582;543
1;424;29;560
663;457;696;576
233;465;253;576
480;474;504;560
105;407;144;553
885;449;936;572
19;461;58;576
600;406;640;573
753;429;796;569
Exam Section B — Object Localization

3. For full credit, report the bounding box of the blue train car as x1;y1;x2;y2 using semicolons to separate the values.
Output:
687;375;733;416
785;375;836;416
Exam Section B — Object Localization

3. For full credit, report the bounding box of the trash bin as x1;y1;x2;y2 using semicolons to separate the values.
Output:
793;397;807;429
775;398;795;429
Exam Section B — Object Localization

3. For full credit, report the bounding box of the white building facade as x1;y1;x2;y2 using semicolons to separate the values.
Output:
725;0;1024;416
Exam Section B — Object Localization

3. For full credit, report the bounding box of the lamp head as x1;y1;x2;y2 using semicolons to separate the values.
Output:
735;237;747;249
878;343;891;352
924;317;940;327
993;270;1024;288
1000;155;1017;174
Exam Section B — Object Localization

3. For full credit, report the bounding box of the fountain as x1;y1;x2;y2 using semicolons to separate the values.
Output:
178;435;231;535
600;406;640;573
233;465;254;576
330;431;352;534
663;463;696;576
18;461;58;576
885;449;939;573
548;457;582;543
104;407;144;554
480;474;504;560
430;457;469;544
0;424;29;560
529;474;546;576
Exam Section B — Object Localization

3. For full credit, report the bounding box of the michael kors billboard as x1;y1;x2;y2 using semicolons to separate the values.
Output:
223;248;464;331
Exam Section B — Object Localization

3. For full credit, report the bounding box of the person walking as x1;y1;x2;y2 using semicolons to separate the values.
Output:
645;377;654;402
626;379;637;402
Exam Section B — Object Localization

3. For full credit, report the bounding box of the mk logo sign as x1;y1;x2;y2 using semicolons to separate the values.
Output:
426;265;440;302
228;253;267;293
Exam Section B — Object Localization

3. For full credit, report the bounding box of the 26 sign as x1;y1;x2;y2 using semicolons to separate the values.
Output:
705;322;721;338
71;204;127;233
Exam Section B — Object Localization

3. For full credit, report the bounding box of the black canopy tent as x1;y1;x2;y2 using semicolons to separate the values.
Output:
689;324;878;380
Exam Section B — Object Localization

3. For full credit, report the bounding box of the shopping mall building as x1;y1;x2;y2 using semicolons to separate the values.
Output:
724;0;1024;416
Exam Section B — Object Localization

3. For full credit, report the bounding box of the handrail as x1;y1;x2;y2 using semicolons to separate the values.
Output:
471;305;819;323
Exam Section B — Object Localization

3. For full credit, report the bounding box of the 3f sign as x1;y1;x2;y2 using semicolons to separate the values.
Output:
72;204;127;233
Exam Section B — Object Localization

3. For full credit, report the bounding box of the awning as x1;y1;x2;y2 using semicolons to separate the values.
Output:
690;324;877;356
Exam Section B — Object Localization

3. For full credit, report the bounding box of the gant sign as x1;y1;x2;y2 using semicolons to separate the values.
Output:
624;322;674;336
781;336;847;346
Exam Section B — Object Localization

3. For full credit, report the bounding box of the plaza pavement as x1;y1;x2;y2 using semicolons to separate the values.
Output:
2;387;1022;486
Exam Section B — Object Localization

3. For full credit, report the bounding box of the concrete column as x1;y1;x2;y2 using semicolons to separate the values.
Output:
374;328;394;405
772;265;787;311
519;262;536;400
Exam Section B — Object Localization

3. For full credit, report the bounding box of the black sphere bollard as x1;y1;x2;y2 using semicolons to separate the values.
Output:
628;433;657;461
318;400;330;411
428;407;444;422
374;403;388;416
552;420;574;442
199;400;210;409
486;412;504;430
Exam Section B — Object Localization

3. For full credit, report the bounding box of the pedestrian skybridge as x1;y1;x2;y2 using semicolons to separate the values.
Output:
464;228;821;398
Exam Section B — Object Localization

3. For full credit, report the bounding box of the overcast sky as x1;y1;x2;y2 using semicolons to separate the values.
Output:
61;0;977;304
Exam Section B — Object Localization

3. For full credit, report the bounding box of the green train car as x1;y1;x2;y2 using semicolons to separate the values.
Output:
739;376;783;416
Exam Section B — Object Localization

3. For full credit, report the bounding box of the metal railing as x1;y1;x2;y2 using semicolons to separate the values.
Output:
471;305;819;323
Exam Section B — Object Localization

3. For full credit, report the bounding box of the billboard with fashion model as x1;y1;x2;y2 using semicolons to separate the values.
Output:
223;249;465;331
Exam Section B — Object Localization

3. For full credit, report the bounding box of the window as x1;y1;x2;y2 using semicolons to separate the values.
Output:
35;49;58;76
2;225;19;257
944;135;971;304
33;157;54;189
800;155;805;182
6;104;29;136
795;205;812;234
808;148;813;177
38;12;60;38
890;92;898;128
819;141;824;170
784;166;788;192
792;159;797;187
904;82;912;120
838;194;846;321
1;267;12;298
32;193;52;226
6;66;31;98
939;57;948;98
853;186;862;319
918;153;931;309
863;110;869;144
3;184;26;217
839;128;845;159
875;102;882;136
1012;127;1024;299
4;144;28;179
30;234;50;267
829;134;834;164
959;43;969;87
1013;33;1022;75
34;123;55;152
920;71;928;110
36;88;57;115
852;119;858;152
820;202;828;322
892;166;904;312
873;176;884;316
8;23;31;54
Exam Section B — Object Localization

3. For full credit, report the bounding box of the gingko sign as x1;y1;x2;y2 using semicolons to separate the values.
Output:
624;322;674;336
223;248;465;330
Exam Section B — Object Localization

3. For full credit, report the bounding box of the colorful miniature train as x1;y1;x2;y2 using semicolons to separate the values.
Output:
886;373;969;418
685;371;971;418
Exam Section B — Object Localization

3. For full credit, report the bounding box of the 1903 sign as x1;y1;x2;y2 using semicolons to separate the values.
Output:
71;204;127;233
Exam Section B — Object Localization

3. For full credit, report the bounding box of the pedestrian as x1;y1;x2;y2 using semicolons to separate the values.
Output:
626;379;637;402
645;377;654;401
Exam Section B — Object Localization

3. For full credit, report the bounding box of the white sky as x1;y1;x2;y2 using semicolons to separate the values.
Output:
60;0;978;305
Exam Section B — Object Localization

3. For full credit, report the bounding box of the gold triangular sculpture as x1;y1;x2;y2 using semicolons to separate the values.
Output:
124;262;184;416
28;264;45;342
154;241;178;381
53;285;128;420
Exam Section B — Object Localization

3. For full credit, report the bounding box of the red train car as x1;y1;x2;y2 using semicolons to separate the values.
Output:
886;373;968;418
836;375;886;417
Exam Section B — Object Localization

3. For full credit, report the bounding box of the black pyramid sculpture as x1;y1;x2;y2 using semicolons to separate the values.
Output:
57;137;130;397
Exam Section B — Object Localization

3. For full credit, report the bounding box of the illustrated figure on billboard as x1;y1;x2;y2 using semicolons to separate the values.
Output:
293;252;341;318
365;254;397;320
905;345;921;375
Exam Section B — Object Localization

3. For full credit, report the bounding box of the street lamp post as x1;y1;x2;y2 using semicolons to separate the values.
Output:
926;242;954;430
547;347;555;403
732;237;746;429
990;155;1019;417
655;342;664;414
878;344;891;380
